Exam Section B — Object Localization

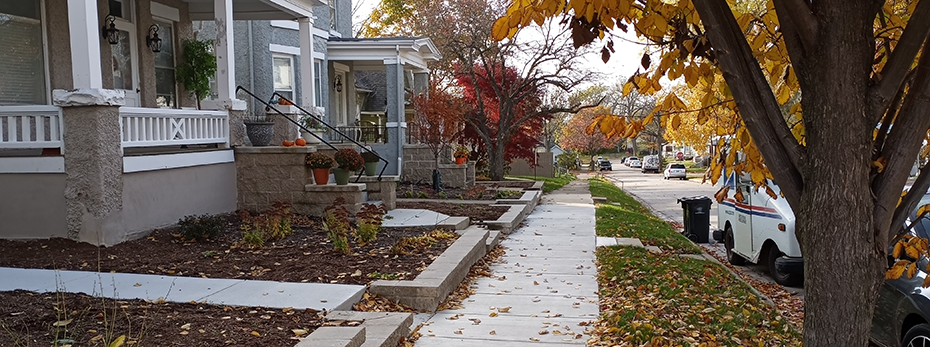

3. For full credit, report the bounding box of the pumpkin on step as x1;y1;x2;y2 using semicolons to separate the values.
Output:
282;140;295;147
295;138;307;146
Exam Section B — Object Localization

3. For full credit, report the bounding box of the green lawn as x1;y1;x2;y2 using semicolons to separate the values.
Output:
509;174;575;193
591;246;800;346
589;177;700;254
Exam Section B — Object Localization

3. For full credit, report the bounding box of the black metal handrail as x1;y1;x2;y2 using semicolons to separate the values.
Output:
234;86;388;182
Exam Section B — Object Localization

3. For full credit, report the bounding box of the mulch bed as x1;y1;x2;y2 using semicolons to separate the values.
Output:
0;216;456;285
0;290;322;347
476;181;535;189
396;202;510;222
396;183;523;201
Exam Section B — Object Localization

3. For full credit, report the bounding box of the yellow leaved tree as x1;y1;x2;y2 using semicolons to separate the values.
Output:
494;0;930;345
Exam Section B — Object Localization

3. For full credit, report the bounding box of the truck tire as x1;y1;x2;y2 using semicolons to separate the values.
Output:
766;245;803;287
724;226;745;265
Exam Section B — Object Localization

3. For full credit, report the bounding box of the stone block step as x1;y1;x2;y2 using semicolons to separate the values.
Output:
326;311;413;347
295;326;365;347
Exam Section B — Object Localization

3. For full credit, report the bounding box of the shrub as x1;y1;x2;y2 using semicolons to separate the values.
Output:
355;203;387;245
417;191;429;199
437;191;447;199
495;190;522;199
306;153;334;169
323;198;353;253
455;194;464;200
177;214;226;241
238;202;294;247
334;148;365;171
404;190;415;198
390;229;457;255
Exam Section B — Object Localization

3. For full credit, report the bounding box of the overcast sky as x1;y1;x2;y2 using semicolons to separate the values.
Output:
350;0;649;87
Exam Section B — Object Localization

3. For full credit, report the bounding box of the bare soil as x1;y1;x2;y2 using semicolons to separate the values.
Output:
0;216;455;285
395;202;510;222
396;183;524;201
0;290;322;347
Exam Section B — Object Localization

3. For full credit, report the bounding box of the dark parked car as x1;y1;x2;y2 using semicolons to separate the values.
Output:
599;160;612;171
871;189;930;346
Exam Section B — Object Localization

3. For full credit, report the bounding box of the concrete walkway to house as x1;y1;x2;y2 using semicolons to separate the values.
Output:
0;267;365;311
414;178;599;346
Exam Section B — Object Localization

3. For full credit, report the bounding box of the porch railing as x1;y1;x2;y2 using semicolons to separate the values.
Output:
119;107;229;148
328;125;388;144
0;105;64;152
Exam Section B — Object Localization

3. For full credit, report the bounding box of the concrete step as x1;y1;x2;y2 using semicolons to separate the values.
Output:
326;311;413;347
486;230;502;252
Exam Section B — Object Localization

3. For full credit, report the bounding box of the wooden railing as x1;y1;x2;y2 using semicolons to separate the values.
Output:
119;107;229;148
0;105;65;152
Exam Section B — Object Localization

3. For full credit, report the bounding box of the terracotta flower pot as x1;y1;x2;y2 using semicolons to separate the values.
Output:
312;168;330;185
455;157;467;165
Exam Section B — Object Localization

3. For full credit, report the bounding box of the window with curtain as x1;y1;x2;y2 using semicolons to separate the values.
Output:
0;0;46;105
154;21;176;108
273;55;294;100
313;60;322;107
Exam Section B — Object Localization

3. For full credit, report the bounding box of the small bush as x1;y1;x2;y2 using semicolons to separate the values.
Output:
238;202;294;248
455;194;464;200
404;190;415;198
390;229;457;255
355;203;387;245
324;198;353;254
476;192;484;199
494;190;521;199
177;214;226;241
417;191;429;199
437;191;448;199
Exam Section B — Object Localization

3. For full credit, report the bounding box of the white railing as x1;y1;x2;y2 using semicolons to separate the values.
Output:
119;107;229;148
0;105;64;152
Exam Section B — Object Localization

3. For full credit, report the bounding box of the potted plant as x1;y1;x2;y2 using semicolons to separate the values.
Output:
454;146;469;165
244;114;275;146
300;115;326;144
361;149;380;176
333;148;364;185
306;153;334;185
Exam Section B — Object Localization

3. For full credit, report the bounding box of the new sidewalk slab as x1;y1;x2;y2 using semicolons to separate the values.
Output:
383;209;451;227
414;179;599;346
0;267;365;311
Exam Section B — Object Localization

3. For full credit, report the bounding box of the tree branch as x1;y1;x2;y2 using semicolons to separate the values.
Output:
772;0;818;56
692;0;806;206
870;0;930;123
873;34;930;245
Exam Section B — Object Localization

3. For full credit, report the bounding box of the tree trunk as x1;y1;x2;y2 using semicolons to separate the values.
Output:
795;1;885;345
488;143;507;180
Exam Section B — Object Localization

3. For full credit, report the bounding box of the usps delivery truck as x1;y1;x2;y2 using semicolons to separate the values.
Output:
712;172;804;287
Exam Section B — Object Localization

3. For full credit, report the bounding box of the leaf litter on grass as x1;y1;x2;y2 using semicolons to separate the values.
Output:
590;246;801;346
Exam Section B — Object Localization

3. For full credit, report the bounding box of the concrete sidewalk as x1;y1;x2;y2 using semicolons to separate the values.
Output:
0;267;365;311
414;178;599;346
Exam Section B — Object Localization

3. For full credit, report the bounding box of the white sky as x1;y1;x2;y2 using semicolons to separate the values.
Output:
350;0;649;87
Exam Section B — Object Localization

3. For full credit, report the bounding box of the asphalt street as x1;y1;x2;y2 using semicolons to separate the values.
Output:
594;162;805;298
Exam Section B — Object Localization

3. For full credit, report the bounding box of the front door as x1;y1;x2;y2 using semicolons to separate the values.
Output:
111;20;140;106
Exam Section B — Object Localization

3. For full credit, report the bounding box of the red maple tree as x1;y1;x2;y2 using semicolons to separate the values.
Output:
560;106;623;156
410;82;467;188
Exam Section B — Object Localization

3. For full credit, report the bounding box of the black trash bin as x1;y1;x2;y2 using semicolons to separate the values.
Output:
677;196;712;243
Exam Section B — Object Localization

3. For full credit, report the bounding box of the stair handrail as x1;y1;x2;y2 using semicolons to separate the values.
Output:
234;86;387;182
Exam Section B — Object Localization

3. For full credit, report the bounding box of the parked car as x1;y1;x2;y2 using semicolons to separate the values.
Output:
641;155;660;173
599;160;613;171
625;157;639;166
664;163;687;180
871;189;930;346
629;160;642;168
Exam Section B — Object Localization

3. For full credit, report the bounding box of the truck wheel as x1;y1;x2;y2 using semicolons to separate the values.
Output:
766;245;803;287
724;227;745;265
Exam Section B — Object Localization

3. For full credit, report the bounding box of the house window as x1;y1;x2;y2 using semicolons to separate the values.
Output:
273;54;294;100
0;0;47;105
108;0;132;21
154;21;176;108
328;0;336;30
313;60;322;107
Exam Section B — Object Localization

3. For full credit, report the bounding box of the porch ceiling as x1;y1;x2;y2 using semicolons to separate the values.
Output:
185;0;323;21
327;37;442;72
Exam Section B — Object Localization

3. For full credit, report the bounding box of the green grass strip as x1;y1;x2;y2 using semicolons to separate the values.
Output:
589;177;700;254
592;246;801;346
509;174;575;193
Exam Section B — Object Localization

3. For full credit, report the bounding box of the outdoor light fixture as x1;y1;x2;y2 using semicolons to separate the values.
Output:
102;15;119;45
146;24;162;53
334;75;343;92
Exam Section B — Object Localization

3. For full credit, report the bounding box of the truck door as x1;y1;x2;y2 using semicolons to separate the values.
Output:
732;178;754;257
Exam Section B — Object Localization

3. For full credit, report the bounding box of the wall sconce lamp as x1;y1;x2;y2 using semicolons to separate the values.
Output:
146;24;162;53
101;15;119;45
333;75;343;92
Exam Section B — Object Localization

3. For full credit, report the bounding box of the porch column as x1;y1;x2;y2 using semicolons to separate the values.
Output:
298;17;316;109
384;61;405;176
52;0;128;245
201;0;248;146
